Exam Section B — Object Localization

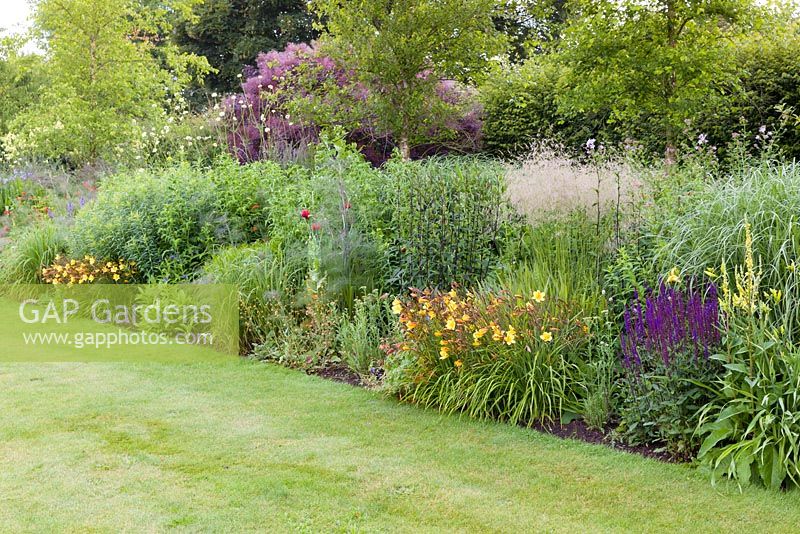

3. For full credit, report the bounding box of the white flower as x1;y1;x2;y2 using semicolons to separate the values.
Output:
211;92;218;98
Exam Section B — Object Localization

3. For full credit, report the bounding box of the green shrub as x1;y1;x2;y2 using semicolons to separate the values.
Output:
386;157;516;290
480;58;621;158
251;279;340;370
0;222;67;283
619;353;720;458
70;159;295;281
0;177;24;212
70;168;218;281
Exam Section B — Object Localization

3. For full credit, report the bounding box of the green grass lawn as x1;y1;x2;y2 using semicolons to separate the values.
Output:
1;361;799;532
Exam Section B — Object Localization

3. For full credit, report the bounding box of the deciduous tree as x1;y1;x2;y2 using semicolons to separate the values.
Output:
311;0;505;159
4;0;210;166
556;0;750;161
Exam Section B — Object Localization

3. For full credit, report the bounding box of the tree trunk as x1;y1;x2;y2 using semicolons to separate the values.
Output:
398;134;411;160
664;0;678;165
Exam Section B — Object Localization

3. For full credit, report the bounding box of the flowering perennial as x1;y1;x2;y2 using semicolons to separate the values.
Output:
391;287;583;370
620;282;721;368
41;256;136;285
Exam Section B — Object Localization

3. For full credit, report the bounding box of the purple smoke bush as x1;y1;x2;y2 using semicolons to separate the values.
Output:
224;43;482;165
620;282;722;369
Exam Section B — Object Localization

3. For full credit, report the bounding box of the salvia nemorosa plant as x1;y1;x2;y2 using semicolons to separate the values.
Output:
620;282;722;369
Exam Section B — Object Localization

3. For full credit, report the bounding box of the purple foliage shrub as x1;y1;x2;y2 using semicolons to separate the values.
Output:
620;282;722;369
224;43;482;165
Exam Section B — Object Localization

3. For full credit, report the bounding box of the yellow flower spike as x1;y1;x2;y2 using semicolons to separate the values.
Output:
446;317;456;330
704;266;717;278
532;290;545;303
540;331;553;343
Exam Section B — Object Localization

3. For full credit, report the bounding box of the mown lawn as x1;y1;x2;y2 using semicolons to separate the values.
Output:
0;361;799;532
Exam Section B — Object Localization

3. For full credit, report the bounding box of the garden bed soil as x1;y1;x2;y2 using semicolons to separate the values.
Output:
312;365;362;387
532;420;675;463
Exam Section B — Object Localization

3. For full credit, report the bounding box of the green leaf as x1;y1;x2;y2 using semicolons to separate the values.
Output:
699;427;732;458
723;363;748;373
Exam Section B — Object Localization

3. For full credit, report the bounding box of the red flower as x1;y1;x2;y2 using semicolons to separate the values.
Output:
343;202;351;210
301;209;310;219
311;222;321;231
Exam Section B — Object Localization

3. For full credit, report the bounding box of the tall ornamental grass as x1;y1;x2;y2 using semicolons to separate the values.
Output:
653;160;800;289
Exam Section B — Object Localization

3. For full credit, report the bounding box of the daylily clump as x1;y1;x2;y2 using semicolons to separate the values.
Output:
390;287;585;370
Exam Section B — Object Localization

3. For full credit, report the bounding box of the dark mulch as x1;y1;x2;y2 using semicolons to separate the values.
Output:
532;419;675;463
312;365;362;387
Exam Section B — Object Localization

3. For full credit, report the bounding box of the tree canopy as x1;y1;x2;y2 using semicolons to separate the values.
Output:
3;0;210;166
556;0;751;159
173;0;317;95
311;0;506;158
